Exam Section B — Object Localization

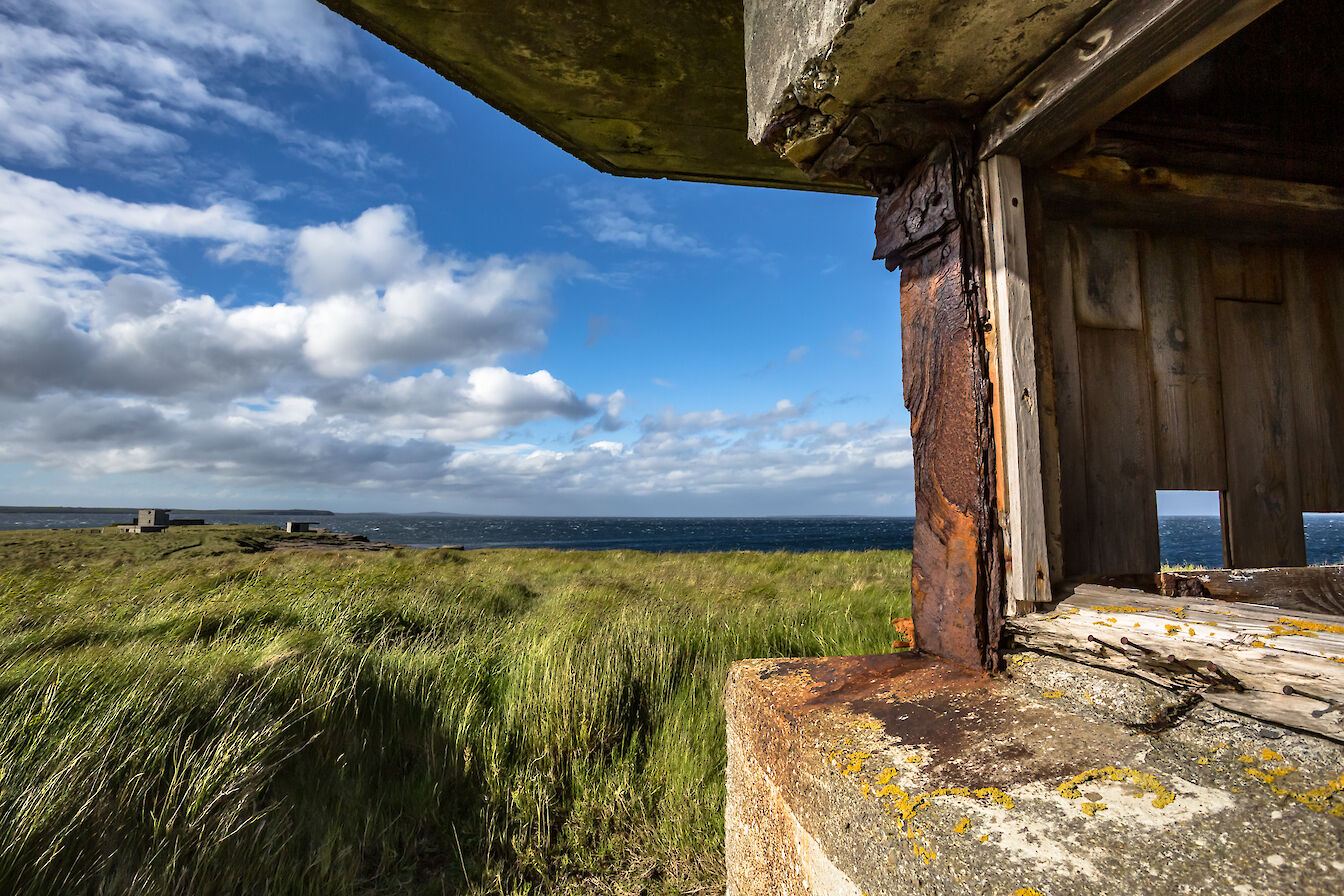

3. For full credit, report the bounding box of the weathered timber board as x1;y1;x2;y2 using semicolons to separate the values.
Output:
982;155;1050;613
1071;226;1144;330
899;241;990;670
1211;242;1282;302
1284;248;1344;512
1025;184;1067;585
873;145;959;268
1216;299;1307;567
1037;157;1344;243
1040;221;1090;580
1077;326;1160;574
1085;566;1344;616
1140;233;1227;491
1009;584;1344;742
980;0;1284;164
887;143;1000;670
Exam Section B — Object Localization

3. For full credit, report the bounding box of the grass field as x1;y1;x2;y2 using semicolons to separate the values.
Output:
0;526;910;895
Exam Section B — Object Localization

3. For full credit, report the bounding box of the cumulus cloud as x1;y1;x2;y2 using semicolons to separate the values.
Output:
0;0;444;170
0;171;612;490
293;207;565;377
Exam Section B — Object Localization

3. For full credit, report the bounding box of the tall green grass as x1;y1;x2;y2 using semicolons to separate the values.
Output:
0;528;910;894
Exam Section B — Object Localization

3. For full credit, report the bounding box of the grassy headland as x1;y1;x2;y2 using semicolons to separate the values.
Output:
0;526;910;895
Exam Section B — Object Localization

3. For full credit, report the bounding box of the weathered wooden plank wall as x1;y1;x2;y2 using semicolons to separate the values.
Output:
1034;220;1344;577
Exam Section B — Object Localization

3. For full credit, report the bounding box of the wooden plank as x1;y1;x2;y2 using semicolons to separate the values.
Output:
872;144;959;268
1211;242;1282;302
1140;233;1226;490
1071;226;1143;330
981;155;1050;614
1077;326;1161;575
1024;182;1067;585
1041;221;1091;579
885;144;1001;670
1037;156;1344;242
980;0;1283;164
1084;566;1344;616
1009;584;1344;743
1216;299;1306;567
1284;248;1344;512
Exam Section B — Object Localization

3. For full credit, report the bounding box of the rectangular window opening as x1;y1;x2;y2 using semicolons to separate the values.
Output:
1157;490;1224;571
1304;513;1344;567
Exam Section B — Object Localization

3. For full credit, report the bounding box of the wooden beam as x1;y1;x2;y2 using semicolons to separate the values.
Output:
980;0;1283;165
1009;584;1344;742
878;143;1004;670
1081;567;1344;616
981;156;1050;615
1037;155;1344;241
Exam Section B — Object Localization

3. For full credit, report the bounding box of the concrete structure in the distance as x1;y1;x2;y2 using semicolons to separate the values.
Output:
138;509;168;529
285;521;316;533
316;1;1344;891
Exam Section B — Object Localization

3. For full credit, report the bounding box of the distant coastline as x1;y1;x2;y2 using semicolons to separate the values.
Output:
0;506;335;516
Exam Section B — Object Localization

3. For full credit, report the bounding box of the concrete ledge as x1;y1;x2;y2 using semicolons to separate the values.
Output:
726;652;1344;895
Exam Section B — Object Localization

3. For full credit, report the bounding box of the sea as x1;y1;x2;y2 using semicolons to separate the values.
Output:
3;510;1344;567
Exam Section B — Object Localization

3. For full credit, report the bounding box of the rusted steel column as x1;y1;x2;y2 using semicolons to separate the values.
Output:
874;142;1004;670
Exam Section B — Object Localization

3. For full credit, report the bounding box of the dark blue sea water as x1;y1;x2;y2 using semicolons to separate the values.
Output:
4;511;1344;565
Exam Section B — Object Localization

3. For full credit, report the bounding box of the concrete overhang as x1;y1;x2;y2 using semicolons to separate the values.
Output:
318;0;1107;194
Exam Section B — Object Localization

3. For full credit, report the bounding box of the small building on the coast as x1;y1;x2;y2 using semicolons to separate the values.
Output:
138;509;168;529
118;509;204;533
285;521;316;533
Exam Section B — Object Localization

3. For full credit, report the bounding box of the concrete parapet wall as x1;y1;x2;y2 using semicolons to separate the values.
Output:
726;652;1344;895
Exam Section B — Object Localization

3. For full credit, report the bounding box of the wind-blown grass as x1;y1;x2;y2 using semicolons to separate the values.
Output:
0;527;910;894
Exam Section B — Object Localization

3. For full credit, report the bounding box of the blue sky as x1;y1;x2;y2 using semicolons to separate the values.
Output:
0;0;916;515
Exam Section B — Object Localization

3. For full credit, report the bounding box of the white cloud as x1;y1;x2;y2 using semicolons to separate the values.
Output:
787;345;809;363
0;167;274;274
0;1;444;170
295;208;567;377
289;205;427;297
564;186;712;255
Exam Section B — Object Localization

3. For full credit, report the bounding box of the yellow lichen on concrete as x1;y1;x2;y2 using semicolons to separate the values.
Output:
953;817;971;834
843;751;871;775
1057;767;1175;809
1261;749;1284;763
1041;690;1064;699
1080;802;1106;816
1012;888;1047;896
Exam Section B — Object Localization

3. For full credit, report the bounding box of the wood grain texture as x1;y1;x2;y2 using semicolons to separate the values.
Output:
1037;156;1344;242
1211;242;1282;302
1216;299;1307;567
899;239;993;670
1077;326;1161;575
981;155;1050;614
886;143;1002;670
1085;566;1344;616
873;144;960;268
1283;248;1344;511
1041;222;1092;579
1071;226;1143;329
1009;584;1344;743
980;0;1284;164
1140;233;1226;490
1025;184;1067;585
